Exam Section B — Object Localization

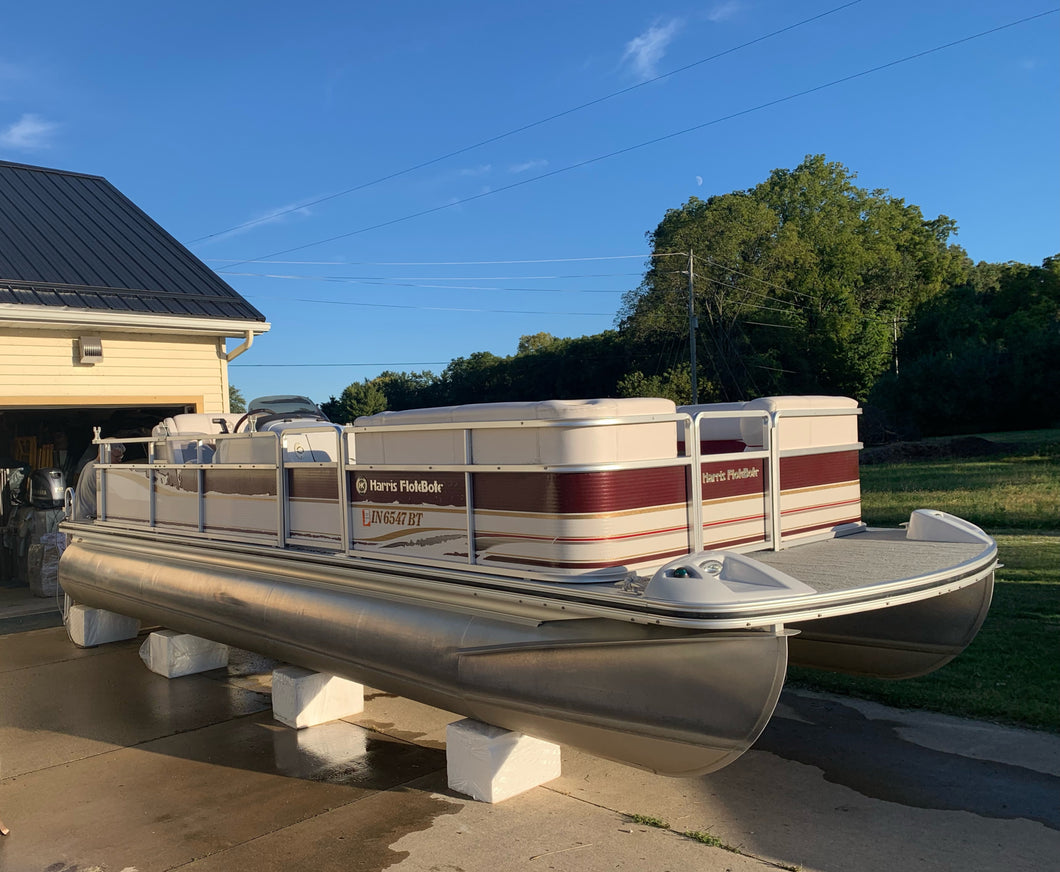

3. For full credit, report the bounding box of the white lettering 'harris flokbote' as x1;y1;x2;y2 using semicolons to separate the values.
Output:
362;477;447;495
399;479;444;494
702;467;760;485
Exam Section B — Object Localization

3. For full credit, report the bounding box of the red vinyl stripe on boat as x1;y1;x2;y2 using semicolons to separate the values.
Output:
472;467;689;514
779;450;859;489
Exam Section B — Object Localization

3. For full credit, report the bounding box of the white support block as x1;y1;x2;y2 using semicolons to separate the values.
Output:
139;630;229;678
271;666;364;728
446;718;562;803
66;605;140;648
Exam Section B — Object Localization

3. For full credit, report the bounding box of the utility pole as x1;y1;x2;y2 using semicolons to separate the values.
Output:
688;249;698;404
893;314;903;376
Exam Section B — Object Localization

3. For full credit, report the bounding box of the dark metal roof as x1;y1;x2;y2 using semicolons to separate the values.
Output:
0;160;266;323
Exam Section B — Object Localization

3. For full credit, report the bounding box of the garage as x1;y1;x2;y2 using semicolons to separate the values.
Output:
0;159;269;600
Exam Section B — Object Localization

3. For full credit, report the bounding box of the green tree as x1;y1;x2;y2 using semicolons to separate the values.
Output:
319;394;343;422
616;366;699;405
327;380;389;423
228;384;246;413
436;352;511;405
877;255;1060;434
620;155;969;401
372;370;440;410
516;332;558;355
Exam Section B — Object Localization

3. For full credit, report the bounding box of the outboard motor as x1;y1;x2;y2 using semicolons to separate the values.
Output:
29;468;67;508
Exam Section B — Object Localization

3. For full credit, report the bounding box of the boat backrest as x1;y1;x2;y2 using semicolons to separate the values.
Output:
260;420;340;463
154;414;241;437
739;396;859;450
151;414;241;463
211;420;340;464
677;402;753;454
354;397;677;465
212;433;279;464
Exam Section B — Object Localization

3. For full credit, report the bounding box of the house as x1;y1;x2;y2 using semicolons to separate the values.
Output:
0;159;269;475
0;159;269;589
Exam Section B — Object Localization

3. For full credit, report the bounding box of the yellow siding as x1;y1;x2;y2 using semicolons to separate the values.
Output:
0;328;228;412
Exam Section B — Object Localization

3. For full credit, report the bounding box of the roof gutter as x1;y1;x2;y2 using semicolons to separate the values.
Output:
225;330;254;362
0;304;270;338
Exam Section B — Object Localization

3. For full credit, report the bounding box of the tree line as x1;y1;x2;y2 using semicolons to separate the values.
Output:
314;156;1058;438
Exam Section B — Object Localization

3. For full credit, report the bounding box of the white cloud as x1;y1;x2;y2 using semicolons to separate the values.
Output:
622;19;682;80
706;2;742;23
194;200;313;246
509;159;548;174
459;164;493;177
0;113;60;150
250;201;313;224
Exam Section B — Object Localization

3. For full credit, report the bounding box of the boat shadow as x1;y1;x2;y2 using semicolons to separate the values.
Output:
0;629;448;793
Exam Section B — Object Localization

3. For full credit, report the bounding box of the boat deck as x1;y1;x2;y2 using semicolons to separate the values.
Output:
750;529;988;593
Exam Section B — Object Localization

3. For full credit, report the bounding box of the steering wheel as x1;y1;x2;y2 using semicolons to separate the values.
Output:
233;408;267;433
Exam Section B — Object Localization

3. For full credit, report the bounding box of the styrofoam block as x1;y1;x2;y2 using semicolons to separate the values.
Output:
67;605;140;648
139;630;229;678
446;718;561;803
271;666;364;728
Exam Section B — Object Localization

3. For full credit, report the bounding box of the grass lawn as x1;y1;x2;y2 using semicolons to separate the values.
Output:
788;430;1060;731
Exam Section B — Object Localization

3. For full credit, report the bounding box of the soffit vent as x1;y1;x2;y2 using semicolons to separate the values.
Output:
79;335;103;365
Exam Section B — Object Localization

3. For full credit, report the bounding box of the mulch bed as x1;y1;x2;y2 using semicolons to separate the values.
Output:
859;436;1017;465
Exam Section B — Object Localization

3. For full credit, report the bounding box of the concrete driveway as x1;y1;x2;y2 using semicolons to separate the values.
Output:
1;626;1057;872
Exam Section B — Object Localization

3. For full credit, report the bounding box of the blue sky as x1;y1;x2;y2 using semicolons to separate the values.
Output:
2;1;1057;405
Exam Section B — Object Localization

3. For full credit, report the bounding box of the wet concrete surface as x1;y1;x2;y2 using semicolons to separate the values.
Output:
754;691;1059;828
0;583;63;636
1;625;1058;872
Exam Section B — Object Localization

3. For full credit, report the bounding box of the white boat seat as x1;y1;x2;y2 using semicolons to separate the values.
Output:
354;397;677;465
678;401;753;454
151;414;242;463
740;396;859;450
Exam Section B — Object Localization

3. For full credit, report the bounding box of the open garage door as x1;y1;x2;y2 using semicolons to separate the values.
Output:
0;401;195;474
0;400;194;592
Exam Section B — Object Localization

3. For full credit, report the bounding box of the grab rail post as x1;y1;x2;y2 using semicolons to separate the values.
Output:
338;429;352;556
275;434;285;547
196;439;206;533
344;431;356;555
682;415;702;554
464;427;476;565
94;435;107;521
768;414;782;550
148;440;157;529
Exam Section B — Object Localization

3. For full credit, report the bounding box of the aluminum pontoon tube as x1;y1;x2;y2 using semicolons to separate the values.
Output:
787;572;995;679
59;532;789;776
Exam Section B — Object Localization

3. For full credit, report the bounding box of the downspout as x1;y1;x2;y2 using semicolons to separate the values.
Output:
225;330;255;362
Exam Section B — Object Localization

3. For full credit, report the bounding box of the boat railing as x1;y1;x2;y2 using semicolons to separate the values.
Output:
82;401;863;580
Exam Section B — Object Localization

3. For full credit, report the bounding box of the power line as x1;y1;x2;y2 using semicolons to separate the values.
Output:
697;274;802;311
187;1;869;245
222;10;1056;269
700;256;816;300
230;361;451;368
222;270;643;280
232;351;638;369
264;296;613;316
207;252;685;266
242;281;627;294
